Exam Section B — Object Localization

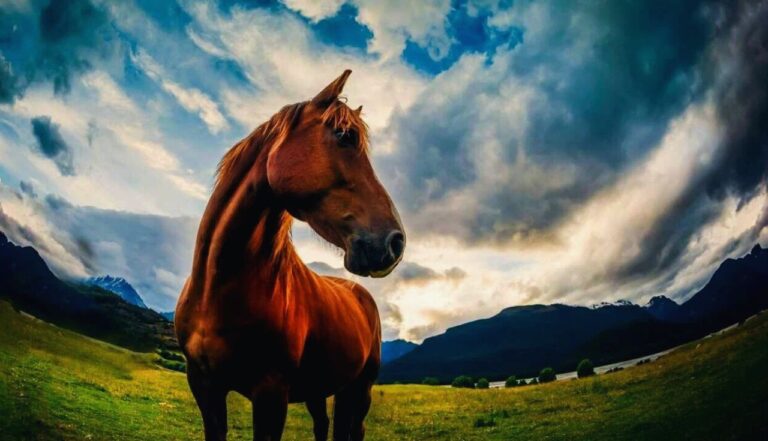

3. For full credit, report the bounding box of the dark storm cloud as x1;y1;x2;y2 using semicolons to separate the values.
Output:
0;53;21;103
19;180;37;198
44;193;72;210
704;0;768;199
605;0;768;285
397;261;439;282
30;116;75;176
382;0;767;281
0;0;119;103
383;0;717;244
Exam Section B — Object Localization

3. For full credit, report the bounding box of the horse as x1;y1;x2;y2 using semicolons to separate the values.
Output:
175;70;405;441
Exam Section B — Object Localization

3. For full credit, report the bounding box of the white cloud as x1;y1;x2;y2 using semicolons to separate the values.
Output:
1;73;208;214
182;1;428;142
132;49;229;134
281;0;345;21
353;0;453;61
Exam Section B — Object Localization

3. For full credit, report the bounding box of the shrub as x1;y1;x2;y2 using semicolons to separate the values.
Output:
156;358;186;373
504;376;517;388
476;378;490;389
422;376;440;386
157;349;185;363
451;375;475;388
530;378;539;385
473;417;496;428
577;359;595;378
538;367;556;383
518;379;527;386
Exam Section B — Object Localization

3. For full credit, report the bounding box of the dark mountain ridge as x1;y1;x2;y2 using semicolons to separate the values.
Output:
380;244;768;383
381;339;418;364
645;295;680;320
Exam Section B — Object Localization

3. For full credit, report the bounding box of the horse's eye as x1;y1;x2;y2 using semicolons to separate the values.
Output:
334;129;356;147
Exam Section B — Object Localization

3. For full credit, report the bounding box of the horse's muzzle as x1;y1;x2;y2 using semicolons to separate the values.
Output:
345;229;405;277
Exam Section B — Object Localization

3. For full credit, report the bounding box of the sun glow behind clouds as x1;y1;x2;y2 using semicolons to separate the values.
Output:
0;0;766;338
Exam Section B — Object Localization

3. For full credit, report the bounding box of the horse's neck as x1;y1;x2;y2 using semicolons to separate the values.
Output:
191;166;298;301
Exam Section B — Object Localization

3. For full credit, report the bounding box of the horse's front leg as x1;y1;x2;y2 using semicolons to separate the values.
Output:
306;397;329;441
251;379;289;441
187;365;229;441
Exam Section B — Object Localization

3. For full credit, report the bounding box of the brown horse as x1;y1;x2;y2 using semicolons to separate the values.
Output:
175;70;405;441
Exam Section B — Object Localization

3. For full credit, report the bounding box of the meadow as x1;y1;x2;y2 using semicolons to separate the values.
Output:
0;300;766;440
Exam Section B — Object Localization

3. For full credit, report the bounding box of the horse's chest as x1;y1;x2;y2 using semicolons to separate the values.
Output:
183;309;307;373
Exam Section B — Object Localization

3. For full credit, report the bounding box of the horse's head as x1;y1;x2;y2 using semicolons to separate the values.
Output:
266;70;405;277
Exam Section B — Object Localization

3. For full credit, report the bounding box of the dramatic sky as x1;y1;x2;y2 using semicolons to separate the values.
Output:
1;0;766;341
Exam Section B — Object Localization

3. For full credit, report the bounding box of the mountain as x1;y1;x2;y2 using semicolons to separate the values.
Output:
645;295;680;320
0;232;176;352
380;303;657;382
380;244;767;383
381;339;418;364
160;311;175;321
85;275;147;308
672;244;768;327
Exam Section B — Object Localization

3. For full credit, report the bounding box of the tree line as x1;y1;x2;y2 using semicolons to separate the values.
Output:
422;358;597;389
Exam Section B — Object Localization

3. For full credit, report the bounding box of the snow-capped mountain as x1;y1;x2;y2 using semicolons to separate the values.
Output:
85;276;147;309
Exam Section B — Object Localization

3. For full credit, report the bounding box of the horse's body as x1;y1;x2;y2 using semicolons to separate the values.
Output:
175;71;404;441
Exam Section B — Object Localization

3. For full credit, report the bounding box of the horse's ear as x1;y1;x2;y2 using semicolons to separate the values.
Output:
354;105;362;116
311;69;352;108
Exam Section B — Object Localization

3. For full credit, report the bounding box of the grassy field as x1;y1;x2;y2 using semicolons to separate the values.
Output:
0;300;766;441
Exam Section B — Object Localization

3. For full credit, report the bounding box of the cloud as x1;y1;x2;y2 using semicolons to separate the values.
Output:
381;0;717;246
352;0;453;61
131;49;229;134
0;184;197;310
181;0;428;136
1;0;766;343
0;54;21;103
0;202;52;255
307;261;346;277
0;0;121;103
303;258;469;339
30;115;75;176
281;0;345;22
18;180;36;198
704;0;768;199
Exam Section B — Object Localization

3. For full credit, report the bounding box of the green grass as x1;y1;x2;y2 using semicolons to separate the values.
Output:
0;300;766;440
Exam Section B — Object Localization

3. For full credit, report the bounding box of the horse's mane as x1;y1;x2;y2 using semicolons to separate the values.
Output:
215;102;306;192
214;99;368;193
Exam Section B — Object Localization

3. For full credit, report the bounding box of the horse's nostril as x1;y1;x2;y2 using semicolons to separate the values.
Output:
386;230;405;261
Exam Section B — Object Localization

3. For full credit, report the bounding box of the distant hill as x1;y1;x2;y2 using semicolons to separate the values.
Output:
380;303;659;382
380;244;768;383
382;339;418;364
0;232;176;352
671;244;768;327
645;295;680;320
160;311;175;322
85;275;147;309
